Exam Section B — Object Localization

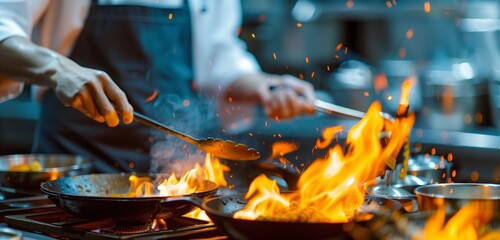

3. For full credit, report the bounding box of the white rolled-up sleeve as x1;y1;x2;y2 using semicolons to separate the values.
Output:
0;0;50;102
192;0;261;98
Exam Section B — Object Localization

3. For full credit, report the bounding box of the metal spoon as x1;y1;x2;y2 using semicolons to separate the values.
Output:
314;99;394;121
133;112;260;161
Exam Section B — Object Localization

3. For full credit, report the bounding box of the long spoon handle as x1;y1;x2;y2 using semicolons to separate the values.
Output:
132;111;198;145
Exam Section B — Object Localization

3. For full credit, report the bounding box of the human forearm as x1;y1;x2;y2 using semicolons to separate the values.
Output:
0;36;133;127
0;36;59;87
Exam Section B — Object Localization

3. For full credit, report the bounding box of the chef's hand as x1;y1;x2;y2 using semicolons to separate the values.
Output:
50;57;134;127
0;36;133;127
225;73;315;119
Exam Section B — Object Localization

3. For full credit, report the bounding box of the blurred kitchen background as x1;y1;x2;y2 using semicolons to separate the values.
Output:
1;0;500;164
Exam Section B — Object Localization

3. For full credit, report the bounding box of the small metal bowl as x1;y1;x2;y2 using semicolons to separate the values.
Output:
0;154;92;191
393;154;453;192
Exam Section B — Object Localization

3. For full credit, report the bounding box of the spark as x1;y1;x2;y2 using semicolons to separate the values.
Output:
326;65;331;71
386;1;392;8
251;33;256;38
169;13;173;20
424;1;430;13
336;43;343;51
399;47;406;58
406;29;414;39
144;89;158;103
346;0;354;8
305;57;309;63
273;53;277;60
470;171;479;182
310;71;315;79
475;112;483;124
296;23;303;28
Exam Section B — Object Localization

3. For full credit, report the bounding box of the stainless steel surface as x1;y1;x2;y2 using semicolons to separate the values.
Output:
0;154;92;191
133;111;260;161
415;183;500;217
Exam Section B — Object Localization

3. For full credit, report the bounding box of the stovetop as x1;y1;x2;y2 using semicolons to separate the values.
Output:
0;195;227;240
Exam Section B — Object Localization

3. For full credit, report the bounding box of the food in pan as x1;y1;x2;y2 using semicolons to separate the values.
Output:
8;161;42;172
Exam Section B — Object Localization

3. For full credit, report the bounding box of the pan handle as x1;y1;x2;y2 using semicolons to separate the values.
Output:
160;195;204;209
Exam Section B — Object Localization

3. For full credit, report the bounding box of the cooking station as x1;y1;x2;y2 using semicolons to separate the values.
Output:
0;195;223;240
0;116;499;239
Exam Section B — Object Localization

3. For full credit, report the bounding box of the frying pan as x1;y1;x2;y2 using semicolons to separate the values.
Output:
162;193;403;240
40;173;218;222
0;154;92;192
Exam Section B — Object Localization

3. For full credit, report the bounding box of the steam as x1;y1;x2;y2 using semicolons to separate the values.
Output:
147;94;219;176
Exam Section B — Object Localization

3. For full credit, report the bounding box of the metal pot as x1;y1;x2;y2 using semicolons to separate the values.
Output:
0;154;92;192
414;183;500;217
393;154;453;193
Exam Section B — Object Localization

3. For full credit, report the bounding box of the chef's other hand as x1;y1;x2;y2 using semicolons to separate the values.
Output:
225;73;315;120
52;58;133;127
0;36;133;127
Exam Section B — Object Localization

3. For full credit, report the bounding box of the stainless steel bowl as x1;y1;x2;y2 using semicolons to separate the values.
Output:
393;154;453;193
414;183;500;217
0;154;92;191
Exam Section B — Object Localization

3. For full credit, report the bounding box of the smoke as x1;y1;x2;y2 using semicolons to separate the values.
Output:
148;94;219;176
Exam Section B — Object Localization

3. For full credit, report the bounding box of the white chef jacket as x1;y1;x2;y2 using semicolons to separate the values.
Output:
0;0;262;104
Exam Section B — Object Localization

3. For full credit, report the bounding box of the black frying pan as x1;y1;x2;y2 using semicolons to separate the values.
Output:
162;193;403;240
40;173;218;222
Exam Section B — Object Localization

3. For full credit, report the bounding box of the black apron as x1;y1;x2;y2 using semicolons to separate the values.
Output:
33;0;194;173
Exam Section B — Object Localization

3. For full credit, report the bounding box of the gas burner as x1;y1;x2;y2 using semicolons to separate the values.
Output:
106;221;150;235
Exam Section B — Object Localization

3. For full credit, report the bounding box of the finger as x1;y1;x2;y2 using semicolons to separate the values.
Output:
78;87;100;121
88;79;119;127
271;89;291;119
98;72;133;124
72;95;104;122
282;89;298;119
282;75;316;101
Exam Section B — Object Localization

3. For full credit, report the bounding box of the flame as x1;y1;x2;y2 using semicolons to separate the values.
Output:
152;219;167;230
234;101;415;223
270;142;298;159
400;78;413;106
416;203;499;240
125;154;228;197
315;126;343;149
184;207;211;222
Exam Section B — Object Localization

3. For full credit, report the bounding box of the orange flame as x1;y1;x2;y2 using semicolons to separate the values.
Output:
126;155;228;221
234;101;415;223
399;78;413;106
417;203;499;240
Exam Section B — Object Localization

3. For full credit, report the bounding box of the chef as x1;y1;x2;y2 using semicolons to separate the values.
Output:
0;0;315;172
